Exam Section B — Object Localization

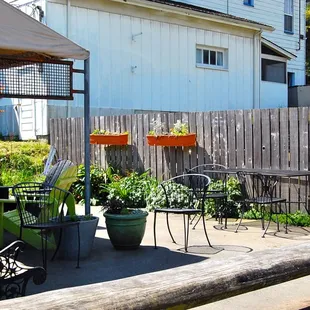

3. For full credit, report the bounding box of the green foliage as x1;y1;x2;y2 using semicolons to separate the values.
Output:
146;181;191;211
0;141;50;185
91;129;128;135
70;165;118;206
243;208;310;227
69;214;95;222
170;120;189;136
103;170;158;214
204;177;242;217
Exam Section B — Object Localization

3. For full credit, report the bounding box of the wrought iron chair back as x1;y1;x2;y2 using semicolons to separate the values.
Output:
13;182;80;270
153;174;212;252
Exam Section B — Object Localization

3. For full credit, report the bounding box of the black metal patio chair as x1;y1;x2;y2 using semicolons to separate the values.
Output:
153;174;212;252
0;240;46;299
187;164;229;228
13;182;80;271
236;171;288;237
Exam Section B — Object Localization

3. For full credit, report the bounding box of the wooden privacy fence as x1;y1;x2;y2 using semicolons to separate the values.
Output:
50;107;310;213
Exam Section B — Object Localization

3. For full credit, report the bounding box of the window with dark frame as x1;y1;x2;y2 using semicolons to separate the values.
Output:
284;0;293;33
261;58;286;84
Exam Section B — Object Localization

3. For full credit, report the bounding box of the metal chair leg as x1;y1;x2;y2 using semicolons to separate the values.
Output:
201;214;212;247
51;228;63;261
262;206;273;238
154;210;158;249
192;214;202;229
76;224;80;269
166;213;176;244
183;214;187;252
284;202;288;234
190;214;198;225
235;203;245;233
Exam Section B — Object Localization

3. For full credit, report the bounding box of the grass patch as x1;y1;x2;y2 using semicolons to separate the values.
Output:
0;141;50;185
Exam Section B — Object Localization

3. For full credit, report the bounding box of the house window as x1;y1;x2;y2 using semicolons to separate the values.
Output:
284;0;293;33
196;47;227;69
244;0;254;7
262;58;286;84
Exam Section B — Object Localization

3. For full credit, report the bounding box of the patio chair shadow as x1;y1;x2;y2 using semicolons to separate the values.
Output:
18;235;208;296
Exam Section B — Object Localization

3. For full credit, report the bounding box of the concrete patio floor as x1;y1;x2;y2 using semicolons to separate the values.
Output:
3;205;310;309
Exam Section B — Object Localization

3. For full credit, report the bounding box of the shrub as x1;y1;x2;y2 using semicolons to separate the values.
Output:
70;165;118;206
204;176;242;217
146;181;191;211
104;170;158;213
243;208;310;227
0;141;49;185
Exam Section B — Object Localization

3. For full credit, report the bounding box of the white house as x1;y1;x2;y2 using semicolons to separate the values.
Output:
0;0;305;139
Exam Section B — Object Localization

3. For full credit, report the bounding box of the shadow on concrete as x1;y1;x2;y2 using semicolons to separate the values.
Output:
16;235;208;296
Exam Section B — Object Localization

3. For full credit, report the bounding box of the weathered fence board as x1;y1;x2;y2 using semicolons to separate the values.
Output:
50;107;310;213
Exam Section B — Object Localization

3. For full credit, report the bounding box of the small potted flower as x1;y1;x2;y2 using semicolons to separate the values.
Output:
146;119;196;147
90;129;129;145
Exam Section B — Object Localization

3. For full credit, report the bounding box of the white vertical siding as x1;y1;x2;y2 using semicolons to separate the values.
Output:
47;2;255;112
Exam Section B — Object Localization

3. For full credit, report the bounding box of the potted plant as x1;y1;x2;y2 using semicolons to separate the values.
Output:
146;119;196;147
90;129;129;145
102;171;158;249
53;214;99;260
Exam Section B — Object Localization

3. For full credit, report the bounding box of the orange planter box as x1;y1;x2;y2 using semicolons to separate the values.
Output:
146;134;196;147
90;133;128;145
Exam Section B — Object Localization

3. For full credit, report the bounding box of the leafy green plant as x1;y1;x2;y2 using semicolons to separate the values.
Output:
148;118;189;136
103;170;158;214
204;176;242;217
69;214;95;222
91;129;128;135
243;208;310;227
70;165;119;206
146;181;191;211
170;120;189;136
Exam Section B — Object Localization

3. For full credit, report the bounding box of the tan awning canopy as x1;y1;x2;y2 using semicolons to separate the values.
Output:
0;0;89;61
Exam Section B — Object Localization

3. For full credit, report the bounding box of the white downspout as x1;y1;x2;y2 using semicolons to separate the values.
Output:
253;30;261;109
66;0;71;118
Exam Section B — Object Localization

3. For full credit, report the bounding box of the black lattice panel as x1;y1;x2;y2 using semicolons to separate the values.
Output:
0;58;73;100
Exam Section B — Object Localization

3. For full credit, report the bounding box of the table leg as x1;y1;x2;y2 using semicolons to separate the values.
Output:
0;202;3;248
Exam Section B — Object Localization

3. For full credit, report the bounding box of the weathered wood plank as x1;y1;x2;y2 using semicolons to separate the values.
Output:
219;110;228;167
189;112;197;169
289;108;299;212
99;116;106;169
252;109;261;169
235;110;244;168
227;110;236;169
196;112;205;168
261;109;270;169
175;112;184;177
204;111;212;165
211;111;220;165
162;112;170;178
298;107;309;212
2;243;310;310
120;114;127;173
244;110;253;168
168;113;176;177
182;112;190;173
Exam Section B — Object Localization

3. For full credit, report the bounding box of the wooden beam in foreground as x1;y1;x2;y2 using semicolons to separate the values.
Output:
2;243;310;310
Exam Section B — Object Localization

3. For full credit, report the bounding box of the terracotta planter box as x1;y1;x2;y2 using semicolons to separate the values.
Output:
90;133;128;145
146;134;196;147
